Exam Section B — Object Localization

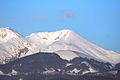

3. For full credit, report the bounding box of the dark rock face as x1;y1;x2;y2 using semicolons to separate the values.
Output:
115;63;120;70
0;52;119;80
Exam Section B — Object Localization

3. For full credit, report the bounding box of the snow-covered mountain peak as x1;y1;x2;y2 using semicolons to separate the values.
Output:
0;27;120;64
0;27;21;43
26;29;120;64
27;29;73;44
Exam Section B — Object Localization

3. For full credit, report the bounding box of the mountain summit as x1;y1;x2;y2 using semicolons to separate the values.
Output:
0;27;120;64
0;27;21;42
27;29;120;64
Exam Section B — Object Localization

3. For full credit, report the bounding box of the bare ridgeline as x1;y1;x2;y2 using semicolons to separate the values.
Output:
0;27;120;80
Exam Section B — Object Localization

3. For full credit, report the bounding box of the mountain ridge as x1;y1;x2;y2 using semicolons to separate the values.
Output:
0;27;120;64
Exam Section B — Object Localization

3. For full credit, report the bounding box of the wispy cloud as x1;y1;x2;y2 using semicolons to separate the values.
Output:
59;11;76;22
63;11;74;18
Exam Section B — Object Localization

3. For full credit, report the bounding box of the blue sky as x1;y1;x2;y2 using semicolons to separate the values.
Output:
0;0;120;52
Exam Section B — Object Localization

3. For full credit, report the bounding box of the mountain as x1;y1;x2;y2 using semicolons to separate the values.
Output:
0;27;120;79
27;29;120;64
0;27;120;64
0;52;119;80
0;52;114;80
0;27;34;64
